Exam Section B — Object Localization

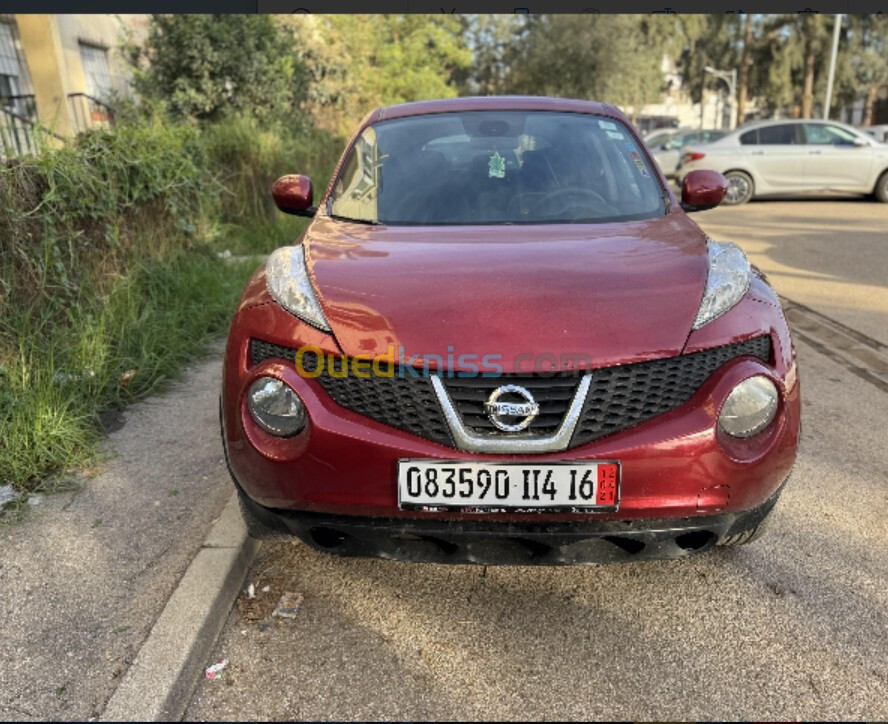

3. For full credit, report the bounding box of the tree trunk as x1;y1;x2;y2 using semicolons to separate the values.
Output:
800;22;816;119
737;14;752;124
862;83;878;126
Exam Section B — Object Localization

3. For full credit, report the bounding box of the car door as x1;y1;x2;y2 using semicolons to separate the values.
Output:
743;123;808;192
802;123;874;191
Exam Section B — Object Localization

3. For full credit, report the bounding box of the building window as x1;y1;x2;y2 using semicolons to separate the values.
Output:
78;42;112;100
0;21;33;118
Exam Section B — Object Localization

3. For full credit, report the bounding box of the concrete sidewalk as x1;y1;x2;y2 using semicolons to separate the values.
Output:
0;353;233;721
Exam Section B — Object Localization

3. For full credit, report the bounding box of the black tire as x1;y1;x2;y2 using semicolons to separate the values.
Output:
237;488;289;541
874;171;888;203
723;170;755;205
718;514;772;547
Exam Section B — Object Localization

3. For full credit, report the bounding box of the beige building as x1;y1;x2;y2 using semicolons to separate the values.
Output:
1;14;147;155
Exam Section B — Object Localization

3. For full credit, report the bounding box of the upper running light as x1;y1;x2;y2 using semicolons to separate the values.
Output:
265;245;331;332
692;240;751;329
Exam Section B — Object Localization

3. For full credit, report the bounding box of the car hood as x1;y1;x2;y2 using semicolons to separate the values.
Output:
305;213;708;373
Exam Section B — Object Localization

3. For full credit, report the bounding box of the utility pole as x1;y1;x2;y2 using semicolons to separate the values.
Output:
823;14;842;120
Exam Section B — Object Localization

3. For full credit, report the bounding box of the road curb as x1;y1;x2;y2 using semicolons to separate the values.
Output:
101;493;258;722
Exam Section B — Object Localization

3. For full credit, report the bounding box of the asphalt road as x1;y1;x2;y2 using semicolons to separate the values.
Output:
185;200;888;721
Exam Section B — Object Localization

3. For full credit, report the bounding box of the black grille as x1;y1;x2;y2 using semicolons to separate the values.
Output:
443;374;579;435
250;336;771;449
570;335;771;447
250;340;452;446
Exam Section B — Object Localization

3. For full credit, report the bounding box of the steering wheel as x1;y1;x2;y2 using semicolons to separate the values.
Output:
530;186;619;220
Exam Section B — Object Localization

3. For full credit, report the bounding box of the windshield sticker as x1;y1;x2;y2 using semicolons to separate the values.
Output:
488;151;506;179
598;120;618;131
630;151;651;177
606;130;624;140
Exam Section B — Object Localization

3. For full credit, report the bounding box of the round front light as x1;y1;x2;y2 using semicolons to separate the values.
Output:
247;377;306;437
719;376;779;438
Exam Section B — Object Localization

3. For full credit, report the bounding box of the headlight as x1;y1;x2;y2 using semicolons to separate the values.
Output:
719;376;778;438
693;240;750;329
247;377;307;437
265;245;331;332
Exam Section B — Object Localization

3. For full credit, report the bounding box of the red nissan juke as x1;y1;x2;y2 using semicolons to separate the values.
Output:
221;96;801;565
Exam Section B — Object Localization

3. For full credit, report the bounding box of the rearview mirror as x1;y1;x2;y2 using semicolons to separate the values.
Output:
272;175;316;217
680;170;727;212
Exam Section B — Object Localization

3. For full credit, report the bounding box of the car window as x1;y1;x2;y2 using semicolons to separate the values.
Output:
677;132;701;146
645;130;674;147
740;129;758;145
757;124;800;145
330;111;665;226
804;124;859;145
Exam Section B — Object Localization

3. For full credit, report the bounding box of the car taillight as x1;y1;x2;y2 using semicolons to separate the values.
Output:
682;151;706;165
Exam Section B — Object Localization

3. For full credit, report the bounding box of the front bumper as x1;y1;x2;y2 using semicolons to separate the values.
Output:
235;477;785;565
222;272;800;528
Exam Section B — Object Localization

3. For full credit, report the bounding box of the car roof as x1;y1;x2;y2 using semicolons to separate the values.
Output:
734;118;862;132
371;96;614;123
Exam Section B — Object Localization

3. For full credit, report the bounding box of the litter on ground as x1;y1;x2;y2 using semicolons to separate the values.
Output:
272;592;304;619
205;659;228;680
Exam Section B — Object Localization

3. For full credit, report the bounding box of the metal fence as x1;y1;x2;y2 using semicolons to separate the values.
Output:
1;94;40;157
68;93;115;134
1;91;117;158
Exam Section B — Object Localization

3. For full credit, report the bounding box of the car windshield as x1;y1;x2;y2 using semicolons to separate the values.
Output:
329;111;665;226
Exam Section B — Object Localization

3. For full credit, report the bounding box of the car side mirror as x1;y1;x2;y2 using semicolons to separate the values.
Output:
852;137;869;147
272;175;316;217
680;170;727;212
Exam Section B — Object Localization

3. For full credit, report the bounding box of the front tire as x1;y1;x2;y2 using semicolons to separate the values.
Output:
723;171;755;205
874;171;888;203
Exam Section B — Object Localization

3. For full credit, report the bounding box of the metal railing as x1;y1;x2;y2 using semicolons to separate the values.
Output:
0;105;40;157
0;93;38;121
68;93;116;134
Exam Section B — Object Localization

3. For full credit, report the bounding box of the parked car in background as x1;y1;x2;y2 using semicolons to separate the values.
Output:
636;115;679;135
222;96;800;566
860;124;888;144
646;128;726;179
678;119;888;204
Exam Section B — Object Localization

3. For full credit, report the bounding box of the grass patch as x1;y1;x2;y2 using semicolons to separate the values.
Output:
0;111;342;498
0;251;254;493
214;214;310;257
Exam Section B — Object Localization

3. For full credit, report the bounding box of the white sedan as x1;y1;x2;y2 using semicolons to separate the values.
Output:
677;119;888;205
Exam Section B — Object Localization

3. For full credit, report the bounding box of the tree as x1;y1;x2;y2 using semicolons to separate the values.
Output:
128;15;306;122
286;15;471;136
502;15;668;111
676;15;752;124
452;14;526;96
832;15;888;124
736;14;754;123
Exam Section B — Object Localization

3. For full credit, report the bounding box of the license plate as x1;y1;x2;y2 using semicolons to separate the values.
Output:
397;460;620;512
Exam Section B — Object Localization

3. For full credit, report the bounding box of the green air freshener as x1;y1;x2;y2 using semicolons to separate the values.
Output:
488;151;506;179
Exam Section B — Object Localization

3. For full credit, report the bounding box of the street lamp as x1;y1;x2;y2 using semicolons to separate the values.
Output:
704;65;738;130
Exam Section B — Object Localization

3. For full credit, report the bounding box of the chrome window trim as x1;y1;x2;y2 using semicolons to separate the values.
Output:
431;374;592;454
